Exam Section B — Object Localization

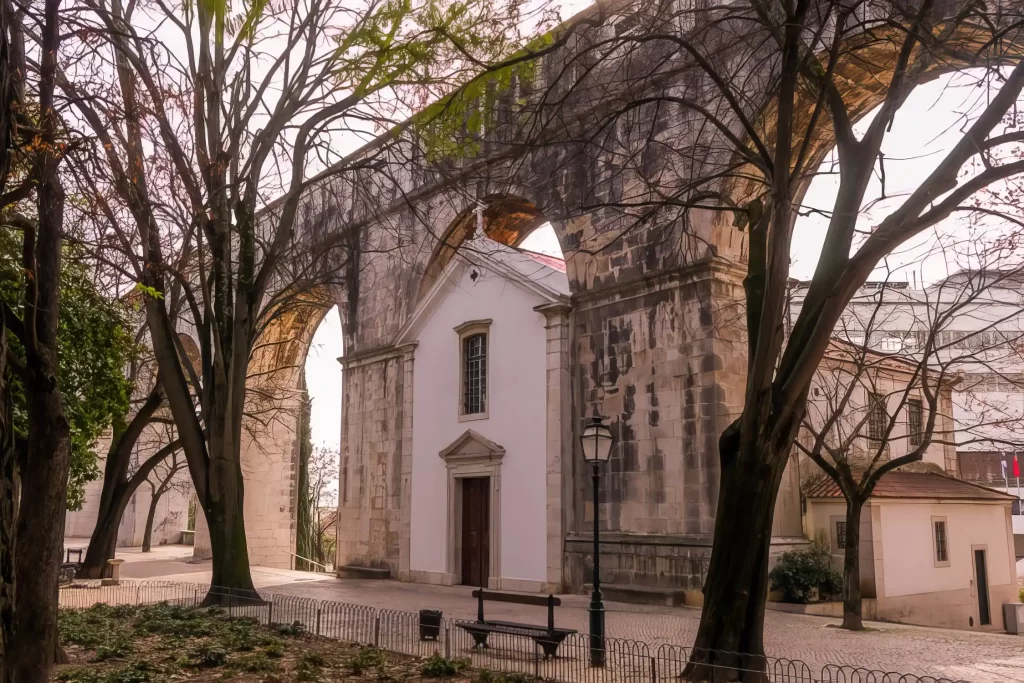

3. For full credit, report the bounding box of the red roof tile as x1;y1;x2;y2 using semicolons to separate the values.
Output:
519;249;566;273
804;471;1014;501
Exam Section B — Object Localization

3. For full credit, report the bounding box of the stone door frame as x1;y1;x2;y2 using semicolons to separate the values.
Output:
440;430;504;588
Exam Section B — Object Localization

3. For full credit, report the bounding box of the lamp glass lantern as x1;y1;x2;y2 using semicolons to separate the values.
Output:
581;418;613;464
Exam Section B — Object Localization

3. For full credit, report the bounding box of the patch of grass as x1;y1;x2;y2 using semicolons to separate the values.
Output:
296;650;326;682
58;660;156;683
92;638;134;662
60;605;139;649
60;602;475;683
235;652;280;673
421;653;469;678
348;646;386;674
477;672;533;683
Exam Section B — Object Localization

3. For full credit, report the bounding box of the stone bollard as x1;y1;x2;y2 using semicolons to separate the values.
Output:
102;559;125;586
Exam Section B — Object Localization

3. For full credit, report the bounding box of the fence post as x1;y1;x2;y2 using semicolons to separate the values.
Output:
268;599;274;626
534;643;540;680
651;655;657;683
316;607;322;636
444;624;450;659
228;588;234;617
374;614;381;648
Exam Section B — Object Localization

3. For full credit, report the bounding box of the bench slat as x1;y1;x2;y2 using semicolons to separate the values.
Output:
470;589;561;607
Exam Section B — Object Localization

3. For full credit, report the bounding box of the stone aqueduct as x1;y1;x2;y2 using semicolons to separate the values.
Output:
185;0;1022;591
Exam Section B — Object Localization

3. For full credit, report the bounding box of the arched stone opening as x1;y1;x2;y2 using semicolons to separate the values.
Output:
189;288;349;570
416;194;571;304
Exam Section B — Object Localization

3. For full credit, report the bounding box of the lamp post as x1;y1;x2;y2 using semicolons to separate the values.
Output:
581;415;613;667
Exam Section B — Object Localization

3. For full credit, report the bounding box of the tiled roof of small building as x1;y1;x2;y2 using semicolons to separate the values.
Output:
520;249;567;273
804;470;1015;501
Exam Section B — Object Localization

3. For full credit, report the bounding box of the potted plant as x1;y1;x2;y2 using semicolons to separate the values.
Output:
769;539;841;604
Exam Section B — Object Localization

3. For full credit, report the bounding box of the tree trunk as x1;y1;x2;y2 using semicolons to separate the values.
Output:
0;312;15;674
12;377;72;682
79;391;164;578
841;500;864;631
142;481;169;553
77;497;125;579
685;432;788;682
203;450;255;602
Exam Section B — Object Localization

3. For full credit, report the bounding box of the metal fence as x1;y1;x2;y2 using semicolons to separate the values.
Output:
58;581;967;683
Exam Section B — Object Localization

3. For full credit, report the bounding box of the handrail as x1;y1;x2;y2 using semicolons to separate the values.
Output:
289;552;329;572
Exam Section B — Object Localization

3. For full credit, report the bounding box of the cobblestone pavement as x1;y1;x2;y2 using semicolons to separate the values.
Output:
256;579;1024;683
75;544;1024;683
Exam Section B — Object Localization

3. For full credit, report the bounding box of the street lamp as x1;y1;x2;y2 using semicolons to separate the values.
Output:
581;415;613;667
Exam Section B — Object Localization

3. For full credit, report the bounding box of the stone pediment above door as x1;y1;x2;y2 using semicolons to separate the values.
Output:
439;430;505;464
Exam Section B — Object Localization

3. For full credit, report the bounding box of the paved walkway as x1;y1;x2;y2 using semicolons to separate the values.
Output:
63;541;1024;682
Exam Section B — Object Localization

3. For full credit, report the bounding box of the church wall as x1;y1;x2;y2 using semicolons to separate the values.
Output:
409;261;552;586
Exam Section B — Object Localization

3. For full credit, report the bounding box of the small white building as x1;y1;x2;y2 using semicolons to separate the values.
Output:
805;471;1017;630
394;239;571;592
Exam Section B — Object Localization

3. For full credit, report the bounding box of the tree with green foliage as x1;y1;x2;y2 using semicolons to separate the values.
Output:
0;235;134;509
64;0;559;601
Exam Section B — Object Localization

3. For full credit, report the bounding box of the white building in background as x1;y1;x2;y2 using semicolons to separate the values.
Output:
388;238;571;592
790;271;1024;563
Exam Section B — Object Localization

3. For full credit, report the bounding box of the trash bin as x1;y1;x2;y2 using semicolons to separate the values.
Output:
419;609;442;641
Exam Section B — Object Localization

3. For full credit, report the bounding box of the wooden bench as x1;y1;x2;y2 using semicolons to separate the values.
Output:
456;589;576;658
59;548;85;586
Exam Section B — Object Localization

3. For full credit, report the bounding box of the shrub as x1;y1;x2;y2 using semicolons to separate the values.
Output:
296;651;326;682
349;647;386;675
421;654;469;678
190;644;228;668
769;538;842;603
274;620;304;637
263;640;285;658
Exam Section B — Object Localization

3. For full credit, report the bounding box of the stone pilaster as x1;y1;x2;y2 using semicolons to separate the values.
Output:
536;302;573;592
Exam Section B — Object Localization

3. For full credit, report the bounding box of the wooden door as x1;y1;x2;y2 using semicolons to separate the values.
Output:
461;477;490;587
975;549;991;626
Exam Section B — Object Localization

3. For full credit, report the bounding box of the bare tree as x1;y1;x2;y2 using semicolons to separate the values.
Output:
794;251;1024;629
58;0;552;600
142;451;188;552
453;1;1024;669
308;446;338;569
0;0;81;674
78;324;178;577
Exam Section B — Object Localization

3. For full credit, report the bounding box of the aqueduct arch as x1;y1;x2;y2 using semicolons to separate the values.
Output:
191;290;345;569
218;0;1024;586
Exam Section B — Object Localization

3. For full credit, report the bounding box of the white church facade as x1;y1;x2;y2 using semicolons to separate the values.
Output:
389;240;572;592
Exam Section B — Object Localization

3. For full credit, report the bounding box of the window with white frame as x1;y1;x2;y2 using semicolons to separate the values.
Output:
933;517;949;566
462;333;487;416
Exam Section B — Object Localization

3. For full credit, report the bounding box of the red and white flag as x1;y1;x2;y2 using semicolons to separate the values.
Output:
1014;454;1021;479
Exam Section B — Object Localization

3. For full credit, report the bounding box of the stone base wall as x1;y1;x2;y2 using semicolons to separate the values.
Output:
563;532;712;593
876;583;1019;631
564;532;815;594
